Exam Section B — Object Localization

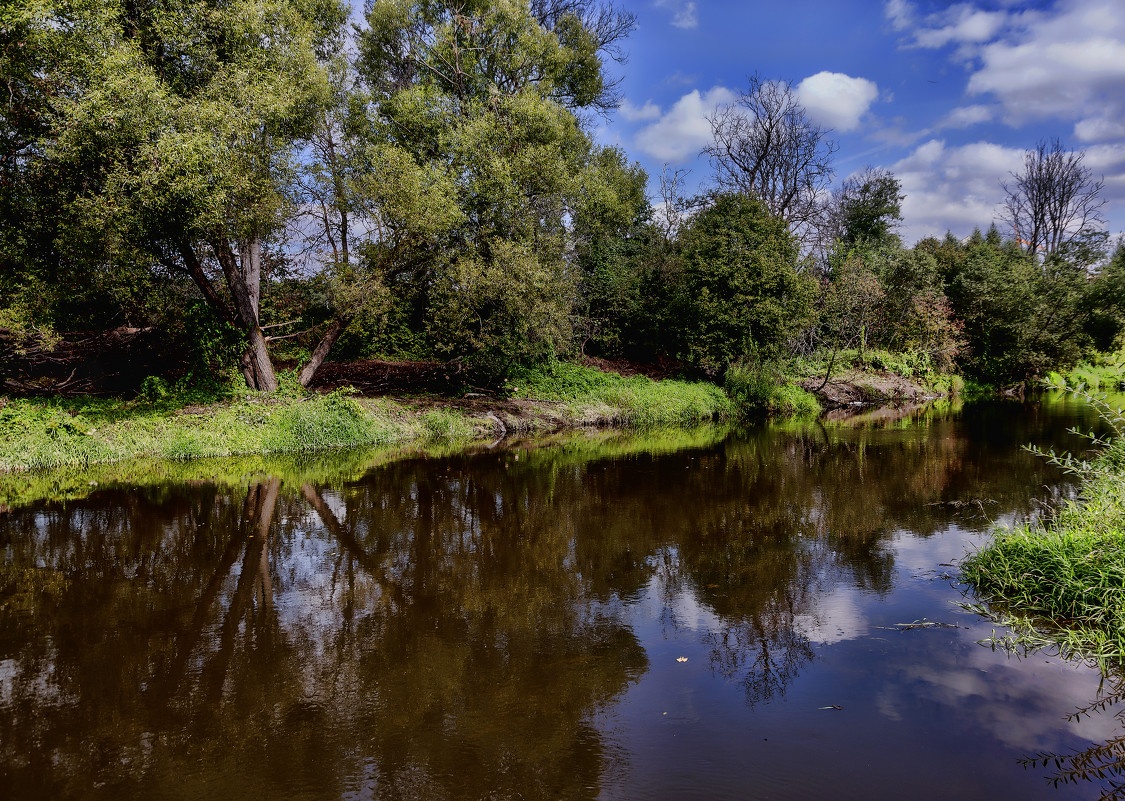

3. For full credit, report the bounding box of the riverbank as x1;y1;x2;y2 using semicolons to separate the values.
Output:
962;392;1125;665
0;362;732;475
0;353;974;479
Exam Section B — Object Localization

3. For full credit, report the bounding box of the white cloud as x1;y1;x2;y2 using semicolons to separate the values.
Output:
654;0;697;30
890;138;1025;244
884;0;914;32
886;0;1022;51
619;99;662;123
633;86;735;163
968;33;1125;125
1075;115;1125;143
1081;143;1125;208
938;104;994;129
796;72;879;132
887;0;1125;133
914;5;1009;49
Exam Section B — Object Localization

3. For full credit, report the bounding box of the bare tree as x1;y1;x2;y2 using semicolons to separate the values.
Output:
704;74;837;238
1000;138;1106;259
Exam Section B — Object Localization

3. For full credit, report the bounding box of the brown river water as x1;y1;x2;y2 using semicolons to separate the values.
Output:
2;392;1124;800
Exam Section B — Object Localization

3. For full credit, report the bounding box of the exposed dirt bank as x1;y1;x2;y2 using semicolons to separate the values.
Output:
800;369;944;411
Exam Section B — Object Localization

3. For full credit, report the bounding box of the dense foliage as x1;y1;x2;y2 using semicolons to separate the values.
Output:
2;0;1124;397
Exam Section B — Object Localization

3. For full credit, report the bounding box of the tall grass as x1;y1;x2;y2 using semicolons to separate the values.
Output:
510;360;732;425
962;390;1125;665
723;362;820;418
0;391;433;473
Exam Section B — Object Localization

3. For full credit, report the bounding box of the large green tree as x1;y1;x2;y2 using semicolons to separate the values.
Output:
676;192;815;372
352;0;640;379
10;0;348;390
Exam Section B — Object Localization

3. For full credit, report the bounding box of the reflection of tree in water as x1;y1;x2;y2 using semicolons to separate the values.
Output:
0;408;1083;798
0;472;649;801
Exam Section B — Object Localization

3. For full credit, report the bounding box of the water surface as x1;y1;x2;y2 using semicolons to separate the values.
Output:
2;393;1123;800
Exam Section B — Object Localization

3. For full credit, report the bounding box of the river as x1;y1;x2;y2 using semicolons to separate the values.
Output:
2;392;1123;800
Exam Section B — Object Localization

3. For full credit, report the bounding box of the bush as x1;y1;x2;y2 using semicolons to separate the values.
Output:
724;362;820;419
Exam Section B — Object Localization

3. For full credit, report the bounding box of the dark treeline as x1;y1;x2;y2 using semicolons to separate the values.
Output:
3;0;1124;396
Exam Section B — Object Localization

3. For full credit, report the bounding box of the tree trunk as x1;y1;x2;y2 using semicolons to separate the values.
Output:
241;325;279;392
297;317;348;387
215;234;279;392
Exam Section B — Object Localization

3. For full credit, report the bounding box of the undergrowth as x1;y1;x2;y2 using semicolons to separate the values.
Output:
724;362;820;418
1046;351;1125;392
793;347;959;390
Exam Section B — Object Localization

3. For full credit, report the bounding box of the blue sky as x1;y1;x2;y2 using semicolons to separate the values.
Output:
595;0;1125;246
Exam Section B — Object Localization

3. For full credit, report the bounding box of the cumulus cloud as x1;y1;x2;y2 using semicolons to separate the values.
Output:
619;99;662;123
937;104;994;129
890;138;1025;244
633;87;735;162
1081;142;1125;209
913;5;1010;49
1075;115;1125;143
968;30;1125;126
796;72;879;132
654;0;698;30
886;0;1024;52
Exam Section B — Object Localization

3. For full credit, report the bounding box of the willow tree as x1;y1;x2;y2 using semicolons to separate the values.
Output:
28;0;348;390
351;0;641;379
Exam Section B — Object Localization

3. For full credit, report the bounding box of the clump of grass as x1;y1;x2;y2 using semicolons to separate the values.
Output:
510;360;731;425
962;390;1125;666
723;361;820;419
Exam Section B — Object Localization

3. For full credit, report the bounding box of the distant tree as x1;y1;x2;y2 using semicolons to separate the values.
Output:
1000;138;1106;259
822;167;904;249
704;74;837;239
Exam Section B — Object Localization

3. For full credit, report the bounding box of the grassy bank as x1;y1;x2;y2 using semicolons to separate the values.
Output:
510;360;734;424
0;422;732;509
1047;350;1125;392
961;393;1125;665
0;363;734;476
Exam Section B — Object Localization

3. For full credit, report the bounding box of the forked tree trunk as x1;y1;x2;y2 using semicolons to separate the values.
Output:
241;326;278;392
214;234;279;392
297;317;348;387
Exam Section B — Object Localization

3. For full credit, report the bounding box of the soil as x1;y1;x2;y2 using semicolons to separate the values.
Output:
800;369;941;410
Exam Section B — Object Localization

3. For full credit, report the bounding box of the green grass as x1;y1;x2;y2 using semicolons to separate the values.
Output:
1046;351;1125;391
0;391;451;474
723;362;820;419
961;393;1125;666
0;420;733;509
509;360;733;425
0;361;733;481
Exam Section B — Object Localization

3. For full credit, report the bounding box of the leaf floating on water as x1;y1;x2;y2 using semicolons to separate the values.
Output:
676;656;689;663
819;705;844;710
